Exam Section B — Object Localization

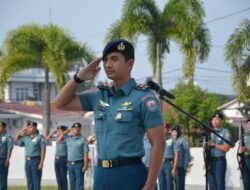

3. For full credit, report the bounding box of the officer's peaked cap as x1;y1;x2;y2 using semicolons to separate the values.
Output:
102;39;134;60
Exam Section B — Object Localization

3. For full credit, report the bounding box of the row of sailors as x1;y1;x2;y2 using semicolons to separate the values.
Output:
1;114;250;190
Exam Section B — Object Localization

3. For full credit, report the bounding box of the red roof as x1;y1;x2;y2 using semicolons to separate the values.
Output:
0;102;84;117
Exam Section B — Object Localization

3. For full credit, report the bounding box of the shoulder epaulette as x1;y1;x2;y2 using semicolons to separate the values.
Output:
135;83;150;91
97;83;113;90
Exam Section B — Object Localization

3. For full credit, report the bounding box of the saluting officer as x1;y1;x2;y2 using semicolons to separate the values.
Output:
171;126;190;190
207;113;232;190
15;121;46;190
240;119;250;189
57;122;89;190
47;125;68;190
158;122;179;190
53;39;165;190
0;122;14;190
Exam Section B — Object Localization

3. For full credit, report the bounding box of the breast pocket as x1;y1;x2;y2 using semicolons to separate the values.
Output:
114;110;133;135
94;111;106;133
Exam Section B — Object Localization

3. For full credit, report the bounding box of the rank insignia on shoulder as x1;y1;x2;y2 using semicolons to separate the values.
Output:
135;83;149;91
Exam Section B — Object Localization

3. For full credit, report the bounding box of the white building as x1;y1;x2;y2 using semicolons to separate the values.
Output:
4;68;57;101
0;101;94;138
218;98;246;127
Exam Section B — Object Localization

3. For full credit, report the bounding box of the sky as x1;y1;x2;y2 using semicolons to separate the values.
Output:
0;0;250;95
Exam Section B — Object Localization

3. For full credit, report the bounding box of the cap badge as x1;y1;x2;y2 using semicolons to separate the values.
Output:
117;42;125;51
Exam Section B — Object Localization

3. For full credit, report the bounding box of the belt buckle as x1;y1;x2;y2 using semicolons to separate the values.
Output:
56;156;60;159
71;161;75;165
102;160;112;168
27;157;31;160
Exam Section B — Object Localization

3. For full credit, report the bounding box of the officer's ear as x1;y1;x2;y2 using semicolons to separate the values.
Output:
127;59;134;72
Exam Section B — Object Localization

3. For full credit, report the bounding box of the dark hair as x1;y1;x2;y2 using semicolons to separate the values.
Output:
123;53;134;61
27;121;37;127
0;122;7;128
57;125;68;131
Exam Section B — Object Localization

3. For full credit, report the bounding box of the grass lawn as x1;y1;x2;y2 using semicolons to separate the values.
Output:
9;187;92;190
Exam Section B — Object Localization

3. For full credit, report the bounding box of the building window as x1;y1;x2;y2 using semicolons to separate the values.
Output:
16;88;29;101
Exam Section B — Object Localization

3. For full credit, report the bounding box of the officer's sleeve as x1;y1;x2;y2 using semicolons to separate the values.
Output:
222;129;232;145
51;135;57;141
184;140;190;167
140;93;164;129
83;140;90;153
7;136;14;150
79;90;99;111
173;141;179;153
175;140;182;153
16;136;25;147
63;135;69;143
40;135;47;148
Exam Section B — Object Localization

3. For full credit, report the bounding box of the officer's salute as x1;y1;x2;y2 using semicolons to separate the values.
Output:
240;119;250;190
53;39;165;190
207;113;232;190
57;122;89;190
0;122;14;190
15;121;46;190
47;125;68;190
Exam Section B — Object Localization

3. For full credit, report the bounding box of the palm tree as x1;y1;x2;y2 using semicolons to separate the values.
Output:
105;0;211;86
0;24;95;135
225;19;250;102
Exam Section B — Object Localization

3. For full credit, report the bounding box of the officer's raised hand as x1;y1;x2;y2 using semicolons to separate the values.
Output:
77;57;102;81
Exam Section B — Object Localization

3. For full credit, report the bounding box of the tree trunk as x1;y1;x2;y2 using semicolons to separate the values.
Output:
43;66;51;136
154;42;162;87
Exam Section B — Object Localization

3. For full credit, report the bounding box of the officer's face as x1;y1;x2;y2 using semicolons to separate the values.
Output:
57;128;64;135
171;130;177;139
103;52;133;81
212;117;222;128
0;126;6;134
72;127;81;136
27;125;37;134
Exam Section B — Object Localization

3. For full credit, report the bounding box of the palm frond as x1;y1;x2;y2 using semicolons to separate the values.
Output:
0;54;40;99
225;19;250;70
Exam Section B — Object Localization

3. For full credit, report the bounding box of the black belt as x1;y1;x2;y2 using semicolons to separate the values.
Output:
164;158;174;163
98;157;142;168
67;160;83;165
55;156;67;160
210;156;226;161
26;156;41;160
245;155;250;159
